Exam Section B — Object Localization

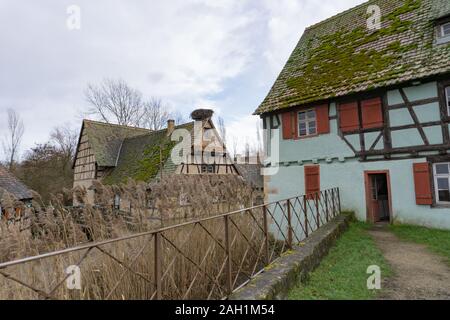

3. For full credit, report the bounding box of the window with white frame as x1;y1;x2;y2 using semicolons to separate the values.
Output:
433;163;450;204
445;86;450;116
440;22;450;38
298;109;317;137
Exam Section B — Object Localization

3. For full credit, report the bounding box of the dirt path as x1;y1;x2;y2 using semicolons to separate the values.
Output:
368;225;450;300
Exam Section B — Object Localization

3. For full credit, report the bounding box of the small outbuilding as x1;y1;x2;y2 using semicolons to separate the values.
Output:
0;165;33;218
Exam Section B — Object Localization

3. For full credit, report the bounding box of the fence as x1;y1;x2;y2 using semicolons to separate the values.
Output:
0;188;341;300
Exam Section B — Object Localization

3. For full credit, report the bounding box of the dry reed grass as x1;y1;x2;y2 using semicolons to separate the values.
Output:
0;175;268;300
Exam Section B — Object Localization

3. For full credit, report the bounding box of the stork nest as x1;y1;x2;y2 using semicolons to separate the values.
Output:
190;109;214;121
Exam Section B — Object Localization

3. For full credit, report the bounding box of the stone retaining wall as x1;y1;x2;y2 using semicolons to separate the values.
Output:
229;214;351;300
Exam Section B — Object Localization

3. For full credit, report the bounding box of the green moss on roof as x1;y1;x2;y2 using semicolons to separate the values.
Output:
102;122;194;185
83;120;151;167
256;0;450;114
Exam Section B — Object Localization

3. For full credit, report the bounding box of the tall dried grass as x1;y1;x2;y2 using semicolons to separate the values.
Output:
0;175;268;300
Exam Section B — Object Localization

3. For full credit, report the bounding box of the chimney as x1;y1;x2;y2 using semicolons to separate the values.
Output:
167;119;175;136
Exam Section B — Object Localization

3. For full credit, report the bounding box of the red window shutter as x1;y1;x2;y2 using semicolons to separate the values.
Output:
413;163;433;205
282;112;292;140
362;97;383;129
305;165;320;199
339;102;359;132
282;111;298;139
292;111;298;139
316;104;330;134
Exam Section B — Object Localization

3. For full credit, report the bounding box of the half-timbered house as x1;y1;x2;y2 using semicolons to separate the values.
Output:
257;0;450;229
73;109;240;206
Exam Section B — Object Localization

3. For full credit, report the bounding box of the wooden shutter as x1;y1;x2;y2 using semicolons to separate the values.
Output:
282;111;298;139
282;112;292;140
316;105;330;134
305;165;320;199
413;163;433;205
293;111;299;139
339;102;359;132
362;97;383;129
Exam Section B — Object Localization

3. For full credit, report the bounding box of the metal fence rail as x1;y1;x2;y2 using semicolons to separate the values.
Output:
0;188;341;300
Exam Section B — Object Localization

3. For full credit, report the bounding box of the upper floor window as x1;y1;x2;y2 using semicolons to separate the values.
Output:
433;163;450;204
445;86;450;116
298;109;317;137
437;21;450;44
282;105;329;140
440;22;450;38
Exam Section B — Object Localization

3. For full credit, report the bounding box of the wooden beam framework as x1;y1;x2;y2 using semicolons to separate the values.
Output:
337;85;450;161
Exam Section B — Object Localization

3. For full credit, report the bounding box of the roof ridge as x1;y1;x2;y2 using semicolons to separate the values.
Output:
121;121;195;142
83;119;151;132
305;0;371;32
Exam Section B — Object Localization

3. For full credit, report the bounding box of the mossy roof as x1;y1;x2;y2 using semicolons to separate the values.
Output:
102;122;194;185
255;0;450;114
82;120;151;167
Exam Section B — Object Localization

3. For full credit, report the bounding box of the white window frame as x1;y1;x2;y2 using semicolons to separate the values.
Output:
445;86;450;116
298;109;317;137
440;22;450;38
433;162;450;205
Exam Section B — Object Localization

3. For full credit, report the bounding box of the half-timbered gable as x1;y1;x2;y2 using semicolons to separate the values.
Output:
257;0;450;229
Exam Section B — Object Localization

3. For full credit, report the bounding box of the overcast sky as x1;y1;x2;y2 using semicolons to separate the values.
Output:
0;0;365;160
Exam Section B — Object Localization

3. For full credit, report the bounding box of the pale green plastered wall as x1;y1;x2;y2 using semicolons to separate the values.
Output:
391;128;424;148
276;118;355;163
387;82;441;148
264;80;450;230
389;109;414;126
267;158;450;230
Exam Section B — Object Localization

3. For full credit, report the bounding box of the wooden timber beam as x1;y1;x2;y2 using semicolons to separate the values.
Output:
399;88;429;146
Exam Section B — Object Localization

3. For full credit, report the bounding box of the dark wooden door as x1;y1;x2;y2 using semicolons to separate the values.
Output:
369;175;381;222
367;174;390;223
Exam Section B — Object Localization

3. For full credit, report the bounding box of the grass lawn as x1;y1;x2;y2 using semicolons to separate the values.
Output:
389;224;450;266
288;222;392;300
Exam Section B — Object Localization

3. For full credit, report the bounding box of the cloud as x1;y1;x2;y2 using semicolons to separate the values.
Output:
0;0;366;160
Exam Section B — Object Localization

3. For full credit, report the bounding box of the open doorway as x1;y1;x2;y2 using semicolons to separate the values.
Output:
364;171;392;223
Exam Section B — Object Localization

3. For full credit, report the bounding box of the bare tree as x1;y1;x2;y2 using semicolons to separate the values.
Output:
85;78;146;126
142;97;171;130
2;108;24;169
256;120;264;156
50;125;78;170
217;117;227;145
172;111;187;125
231;136;238;160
